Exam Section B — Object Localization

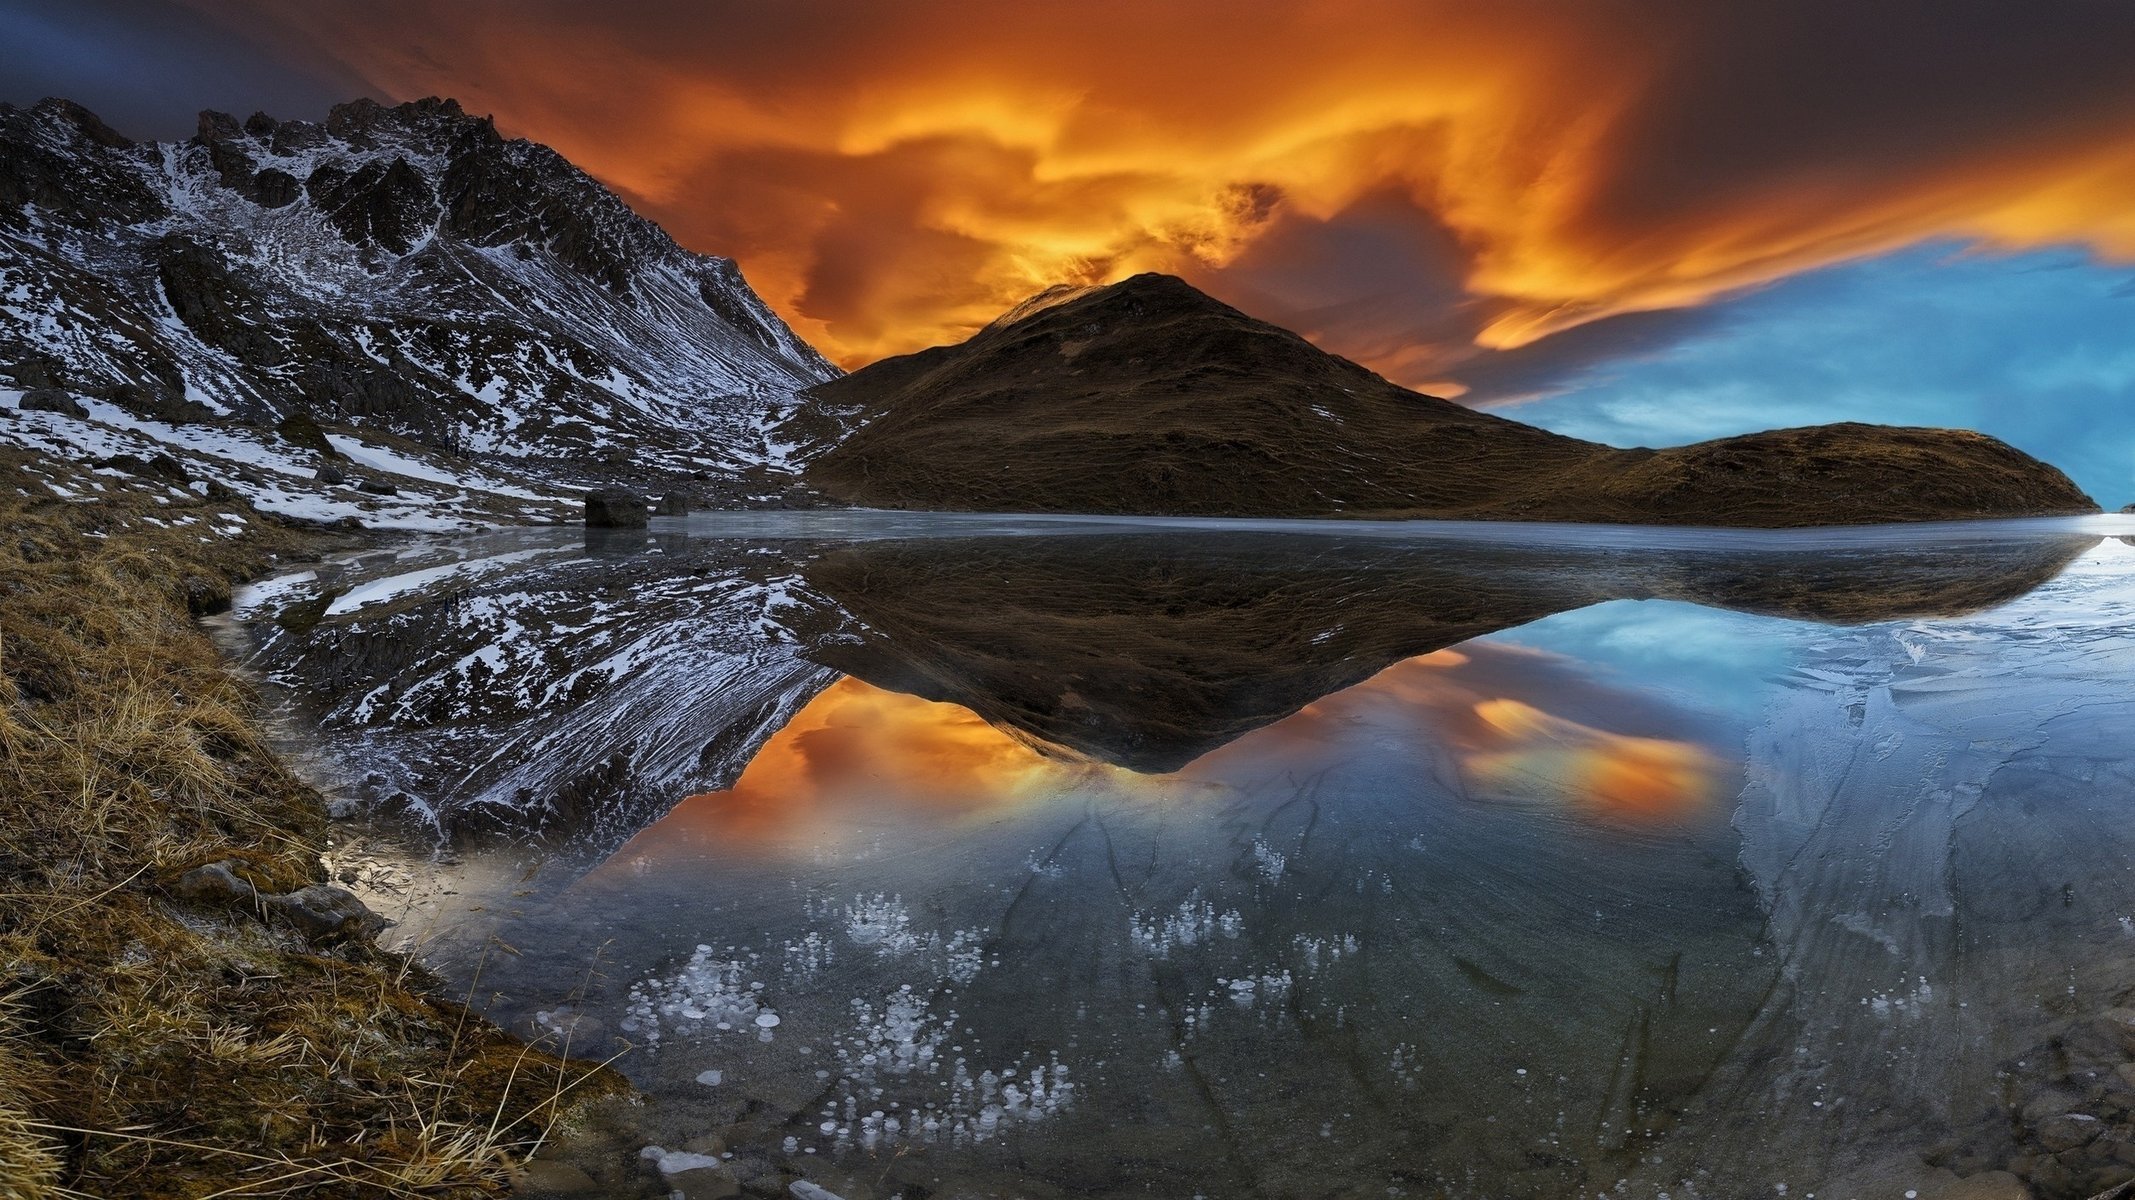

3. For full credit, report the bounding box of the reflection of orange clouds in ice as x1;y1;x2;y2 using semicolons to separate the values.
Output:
1201;646;1721;822
610;640;1716;873
1465;699;1717;820
655;677;1067;846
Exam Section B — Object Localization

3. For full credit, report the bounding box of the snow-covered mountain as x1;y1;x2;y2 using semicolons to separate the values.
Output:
0;96;836;522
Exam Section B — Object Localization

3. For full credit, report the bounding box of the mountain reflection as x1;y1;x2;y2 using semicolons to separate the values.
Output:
801;531;2095;772
600;636;1727;870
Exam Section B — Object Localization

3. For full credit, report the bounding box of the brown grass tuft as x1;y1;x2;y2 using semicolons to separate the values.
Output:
0;452;625;1198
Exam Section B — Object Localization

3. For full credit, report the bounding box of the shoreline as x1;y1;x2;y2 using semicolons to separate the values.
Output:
0;458;626;1198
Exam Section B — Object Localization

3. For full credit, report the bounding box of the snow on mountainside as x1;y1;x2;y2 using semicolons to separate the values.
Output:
0;96;836;522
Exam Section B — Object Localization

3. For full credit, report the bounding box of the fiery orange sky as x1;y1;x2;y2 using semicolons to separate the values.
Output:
179;0;2135;398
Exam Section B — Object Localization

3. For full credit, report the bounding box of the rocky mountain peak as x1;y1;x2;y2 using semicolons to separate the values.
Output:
31;97;135;148
0;95;836;485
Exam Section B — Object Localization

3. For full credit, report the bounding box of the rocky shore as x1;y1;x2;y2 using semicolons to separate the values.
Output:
0;449;622;1197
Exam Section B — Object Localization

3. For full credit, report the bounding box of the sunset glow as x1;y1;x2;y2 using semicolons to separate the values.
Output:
181;0;2135;396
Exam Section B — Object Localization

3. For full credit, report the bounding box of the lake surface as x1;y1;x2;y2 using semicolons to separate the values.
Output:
221;513;2135;1200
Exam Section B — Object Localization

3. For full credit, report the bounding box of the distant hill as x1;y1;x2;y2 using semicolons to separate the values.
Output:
796;273;2098;526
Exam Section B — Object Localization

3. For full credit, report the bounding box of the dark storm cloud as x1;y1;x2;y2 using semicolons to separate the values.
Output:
0;0;362;139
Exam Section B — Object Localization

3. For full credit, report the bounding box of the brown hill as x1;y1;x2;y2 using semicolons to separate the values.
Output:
798;274;2098;526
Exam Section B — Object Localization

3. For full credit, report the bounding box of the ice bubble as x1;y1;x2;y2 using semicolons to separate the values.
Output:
756;1013;782;1028
696;1069;723;1086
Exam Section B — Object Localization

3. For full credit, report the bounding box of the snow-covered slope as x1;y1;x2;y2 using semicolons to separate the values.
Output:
0;96;836;503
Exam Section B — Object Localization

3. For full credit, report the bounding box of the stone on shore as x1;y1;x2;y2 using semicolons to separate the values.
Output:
584;490;649;528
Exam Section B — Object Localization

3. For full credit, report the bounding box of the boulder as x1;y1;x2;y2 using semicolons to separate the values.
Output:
264;884;388;943
96;452;189;483
168;861;255;905
584;490;649;528
356;478;398;496
315;461;348;486
108;381;214;423
278;409;340;457
166;859;386;944
656;493;690;517
19;388;85;418
2038;1112;2107;1153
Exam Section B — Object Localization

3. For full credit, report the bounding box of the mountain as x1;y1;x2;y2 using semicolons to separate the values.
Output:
797;273;2099;526
0;96;834;522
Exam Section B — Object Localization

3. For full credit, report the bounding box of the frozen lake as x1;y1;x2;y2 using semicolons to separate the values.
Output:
220;514;2135;1200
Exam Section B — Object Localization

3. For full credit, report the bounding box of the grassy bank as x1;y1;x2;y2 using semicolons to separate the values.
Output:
0;451;623;1198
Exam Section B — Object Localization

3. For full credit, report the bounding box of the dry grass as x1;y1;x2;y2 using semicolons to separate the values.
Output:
0;454;625;1198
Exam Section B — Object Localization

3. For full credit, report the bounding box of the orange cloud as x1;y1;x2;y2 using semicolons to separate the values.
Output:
1464;698;1717;820
187;0;2135;396
645;677;1066;849
1206;645;1722;820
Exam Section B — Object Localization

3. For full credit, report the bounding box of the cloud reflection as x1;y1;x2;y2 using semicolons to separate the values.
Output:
605;637;1722;876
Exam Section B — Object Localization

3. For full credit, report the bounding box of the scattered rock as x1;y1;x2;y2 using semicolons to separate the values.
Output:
355;478;398;495
109;381;215;423
681;1132;728;1157
510;1159;600;1196
315;461;348;486
165;859;386;944
2029;1086;2090;1124
168;860;254;905
19;388;86;418
2040;1113;2106;1153
584;490;649;528
96;452;189;483
264;884;388;943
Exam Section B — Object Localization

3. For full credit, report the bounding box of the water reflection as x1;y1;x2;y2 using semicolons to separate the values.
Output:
604;638;1731;879
544;630;1763;1200
215;519;2135;1199
603;678;1072;856
802;531;2094;771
